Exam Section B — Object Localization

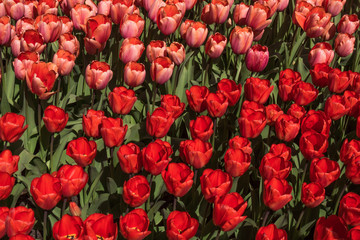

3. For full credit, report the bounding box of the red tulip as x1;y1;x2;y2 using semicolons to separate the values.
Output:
287;104;306;120
66;137;97;167
117;143;142;174
146;107;174;138
0;207;8;239
238;101;267;138
348;226;360;240
278;69;302;102
59;33;80;57
142;139;172;175
314;215;347;240
324;94;349;120
162;162;194;197
19;30;45;55
100;117;128;148
255;224;288;240
224;148;251;177
275;114;300;142
340;139;360;165
346;155;360;184
245;44;269;72
0;150;18;176
42;105;69;133
161;94;185;119
291;81;318;106
108;86;137;115
6;206;35;237
83;213;118;240
301;110;331;136
0;172;14;200
245;77;273;104
300;130;328;160
213;192;247;231
84;14;112;55
56;164;88;198
263;177;293;211
205;92;229;118
217;78;242;106
30;173;62;210
123;175;150;207
124;61;146;87
82;109;106;138
301;182;325;208
343;90;360;118
52;214;84;240
310;63;332;88
266;104;284;126
260;156;292;180
119;208;151;240
310;157;340;187
200;169;232;203
179;139;213;169
339;192;360;226
189;115;214;142
228;136;252;154
185;85;209;113
328;69;352;93
166;211;199;240
0;112;28;143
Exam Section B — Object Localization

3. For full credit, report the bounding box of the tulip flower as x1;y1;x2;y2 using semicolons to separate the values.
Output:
59;33;80;57
275;114;300;142
166;211;198;240
156;4;182;35
119;209;151;240
323;0;346;17
205;92;229;118
100;117;128;148
84;14;112;55
200;169;232;203
83;213;118;240
263;178;293;211
30;173;62;210
266;104;284;125
20;29;46;54
160;94;185;119
150;56;175;85
244;77;274;104
335;33;355;57
205;32;227;59
255;224;288;240
85;61;113;90
120;13;144;38
162;162;194;197
0;16;11;45
291;81;318;106
34;13;62;43
70;4;96;31
338;192;360;226
59;16;73;34
328;69;352;93
184;21;208;48
0;172;15;200
229;26;253;55
245;44;269;72
110;0;136;25
310;157;340;187
185;85;209;113
146;40;167;63
324;94;349;120
166;42;185;65
82;109;105;139
56;165;88;198
308;42;334;67
301;182;325;208
119;37;145;64
42;105;69;133
66;137;97;167
278;69;302;102
340;139;360;165
301;110;331;136
4;0;24;20
0;112;28;143
117;143;142;174
287;104;306;120
123;175;150;207
179;139;213;169
6;206;35;237
189;115;214;142
52;214;84;240
0;150;19;175
15;17;35;36
224;148;251;177
0;207;8;238
201;0;230;24
238;102;267;139
310;63;332;88
346;155;360;184
124;61;146;87
142;139;173;175
146;107;174;138
38;0;59;15
108;86;137;115
52;49;76;76
337;14;359;35
314;215;347;240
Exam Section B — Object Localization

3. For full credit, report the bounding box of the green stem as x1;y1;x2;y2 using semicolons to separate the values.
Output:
333;183;347;215
295;209;305;230
43;210;48;240
38;100;42;144
2;142;7;151
215;229;221;240
62;198;67;217
109;147;114;179
261;210;270;226
151;82;157;113
50;133;54;168
55;77;61;106
199;202;210;240
90;89;95;109
301;161;309;185
234;55;242;83
173;196;177;211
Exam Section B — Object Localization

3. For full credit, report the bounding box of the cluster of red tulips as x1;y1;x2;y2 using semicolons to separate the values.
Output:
0;0;359;239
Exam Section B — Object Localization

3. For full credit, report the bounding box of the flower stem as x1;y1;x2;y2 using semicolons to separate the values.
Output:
2;142;7;151
173;196;177;211
50;133;54;168
90;89;95;109
38;100;42;144
215;229;221;240
295;209;305;230
43;210;48;240
62;198;67;217
151;82;157;113
261;210;270;226
200;202;210;240
333;182;347;215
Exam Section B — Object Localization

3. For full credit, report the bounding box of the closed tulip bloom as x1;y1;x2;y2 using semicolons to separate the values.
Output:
71;4;96;31
123;175;150;207
337;14;359;35
167;42;185;65
263;178;293;211
310;63;332;88
59;16;74;35
66;137;97;167
275;114;300;142
43;105;69;133
110;0;136;25
26;61;58;100
59;33;80;57
257;0;279;17
124;61;146;87
0;16;11;45
0;207;8;238
300;130;328;160
301;110;331;136
338;192;360;226
162;163;194;197
69;201;81;217
34;14;62;43
6;206;35;237
185;21;208;48
335;33;355;57
30;173;62;210
343;90;360;117
310;157;340;187
100;117;128;148
346;155;360;184
142;139;172;175
213;192;247;231
0;150;19;175
266;143;292;162
84;14;112;55
224;148;251;177
266;104;284;125
323;0;345;17
228;136;252;154
217;78;241;106
146;40;167;63
340;139;360;165
4;0;24;20
301;182;325;208
161;94;185;119
350;72;360;94
148;0;166;22
308;42;334;67
233;3;249;25
52;49;76;76
179;139;213;169
13;51;39;81
119;38;145;64
291;81;318;106
184;0;196;10
82;110;105;138
0;112;28;143
117;143;142;174
260;156;292;180
200;169;232;203
328;69;352;93
245;77;274;104
189;115;213;142
229;26;253;55
52;214;84;240
166;211;198;240
201;0;230;24
0;172;15;200
180;19;194;38
245;44;269;72
287;103;306;120
83;213;118;240
85;61;113;90
108;86;137;115
150;56;174;85
238;106;267;138
120;13;144;38
324;94;349;120
146;107;174;138
37;0;59;15
56;165;89;198
185;85;209;113
205;92;229;118
119;209;151;240
256;224;288;240
278;69;302;102
245;2;272;34
314;215;347;240
302;7;331;38
205;32;227;59
348;226;360;239
20;29;46;54
157;4;182;35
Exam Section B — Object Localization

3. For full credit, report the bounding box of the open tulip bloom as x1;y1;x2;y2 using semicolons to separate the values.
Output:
1;0;360;239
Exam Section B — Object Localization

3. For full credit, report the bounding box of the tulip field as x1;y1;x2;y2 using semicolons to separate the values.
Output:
0;0;360;239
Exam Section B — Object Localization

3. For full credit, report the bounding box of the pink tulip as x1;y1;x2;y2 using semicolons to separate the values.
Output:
124;61;146;87
120;13;144;38
119;37;145;64
146;40;167;63
156;4;182;36
150;57;174;85
205;32;227;59
52;49;76;76
229;26;253;55
245;44;269;72
34;14;62;43
110;0;136;24
70;4;96;31
13;51;39;80
59;33;80;57
166;42;185;65
85;61;113;90
308;42;334;67
335;33;355;57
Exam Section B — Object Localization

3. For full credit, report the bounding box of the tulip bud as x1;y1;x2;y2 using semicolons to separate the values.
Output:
150;56;174;84
156;4;182;35
224;148;251;177
166;211;198;240
0;113;28;143
66;137;97;167
310;157;340;187
189;115;213;141
6;206;35;237
146;40;167;62
119;37;145;64
301;182;325;208
245;44;269;72
162;163;194;197
30;173;62;210
185;21;208;48
120;209;151;240
205;92;229;118
179;139;213;169
108;86;137;115
146;107;174;138
100;117;128;148
200;169;232;203
13;51;39;81
185;85;209;112
124;61;146;87
308;42;334;67
256;224;288;240
166;42;185;65
52;49;76;76
335;33;355;57
117;143;142;174
314;215;347;240
69;202;82;217
205;32;227;59
120;13;144;38
43;105;69;133
85;61;113;90
229;26;253;55
142;139;172;175
123;175;150;207
263;178;293;211
337;14;359;35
